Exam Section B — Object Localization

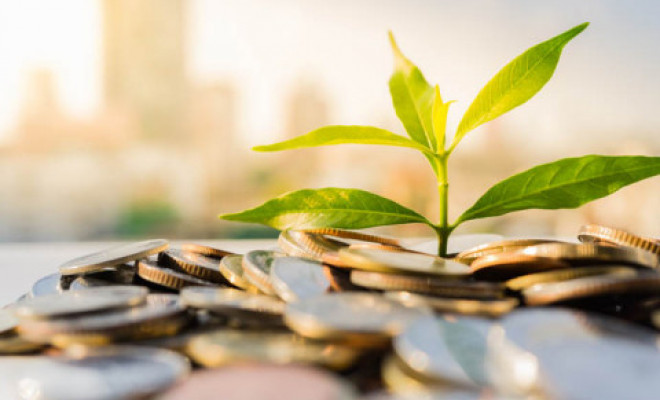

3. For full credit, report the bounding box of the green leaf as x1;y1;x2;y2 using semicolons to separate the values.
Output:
388;32;436;150
253;125;430;153
431;85;452;152
451;22;588;150
220;187;432;230
456;155;660;224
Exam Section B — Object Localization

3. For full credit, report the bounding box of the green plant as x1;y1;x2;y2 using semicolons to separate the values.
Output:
220;23;660;257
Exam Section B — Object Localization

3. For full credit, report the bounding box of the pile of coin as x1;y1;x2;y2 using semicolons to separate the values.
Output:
0;224;659;399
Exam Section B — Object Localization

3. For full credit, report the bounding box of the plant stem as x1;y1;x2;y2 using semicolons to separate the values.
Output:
435;154;451;257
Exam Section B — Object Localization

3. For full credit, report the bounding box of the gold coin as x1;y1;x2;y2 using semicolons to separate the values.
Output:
18;294;189;347
505;265;638;292
270;257;331;302
137;259;216;290
521;243;659;269
159;249;228;284
522;271;660;306
59;239;169;275
13;286;148;320
284;293;427;347
0;333;44;354
386;291;518;317
242;250;282;295
186;330;359;370
218;254;259;291
181;243;234;259
471;253;571;281
578;224;660;257
337;247;472;278
278;230;347;261
0;310;18;334
350;270;504;299
651;310;660;330
302;228;401;247
455;239;562;265
381;355;441;393
180;287;285;318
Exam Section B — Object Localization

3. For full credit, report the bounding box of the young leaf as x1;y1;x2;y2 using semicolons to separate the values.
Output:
388;32;436;150
456;155;660;224
220;187;432;230
431;85;452;152
253;126;430;153
451;22;588;151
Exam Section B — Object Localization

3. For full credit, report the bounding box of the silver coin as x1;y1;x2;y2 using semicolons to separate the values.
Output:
0;345;189;400
69;276;124;290
0;309;17;334
531;337;660;400
29;273;66;297
270;257;331;302
14;286;149;319
242;250;282;295
180;287;285;317
59;239;169;276
500;308;659;350
18;294;186;342
489;308;660;395
218;255;253;290
285;293;429;340
394;315;495;387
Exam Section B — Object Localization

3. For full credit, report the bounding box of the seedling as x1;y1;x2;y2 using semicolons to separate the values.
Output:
221;23;660;256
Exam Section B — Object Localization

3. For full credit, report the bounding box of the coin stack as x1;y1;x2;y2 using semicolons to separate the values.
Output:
0;224;659;399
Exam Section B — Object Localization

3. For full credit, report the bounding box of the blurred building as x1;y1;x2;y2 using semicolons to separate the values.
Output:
103;0;187;142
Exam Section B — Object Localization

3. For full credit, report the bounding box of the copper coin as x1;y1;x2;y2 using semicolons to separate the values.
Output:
159;249;228;284
456;239;562;265
523;271;660;306
278;230;347;261
158;364;356;400
350;270;504;299
137;259;217;290
181;243;234;259
578;224;660;257
521;242;659;269
505;265;637;292
302;228;401;247
386;291;518;317
471;253;571;281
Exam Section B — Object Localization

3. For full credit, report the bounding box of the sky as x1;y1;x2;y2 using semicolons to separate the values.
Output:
0;0;659;151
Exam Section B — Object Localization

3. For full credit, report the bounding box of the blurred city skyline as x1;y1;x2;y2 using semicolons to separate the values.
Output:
0;0;657;241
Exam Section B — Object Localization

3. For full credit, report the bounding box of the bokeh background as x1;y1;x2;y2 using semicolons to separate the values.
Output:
0;0;658;242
